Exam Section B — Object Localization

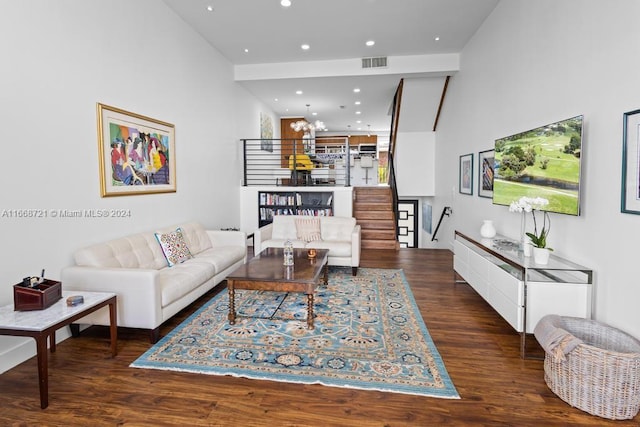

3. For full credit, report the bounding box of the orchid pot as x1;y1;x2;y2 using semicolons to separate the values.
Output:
532;247;551;265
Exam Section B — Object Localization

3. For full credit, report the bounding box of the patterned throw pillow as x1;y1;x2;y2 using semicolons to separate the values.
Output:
155;228;193;267
295;218;322;242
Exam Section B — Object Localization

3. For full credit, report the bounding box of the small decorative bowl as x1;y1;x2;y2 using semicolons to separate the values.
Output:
307;249;317;259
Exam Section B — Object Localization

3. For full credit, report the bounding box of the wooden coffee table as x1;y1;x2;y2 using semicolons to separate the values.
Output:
226;247;329;329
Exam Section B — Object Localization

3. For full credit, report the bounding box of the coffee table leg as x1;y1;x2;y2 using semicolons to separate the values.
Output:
306;293;314;329
323;263;328;287
109;298;118;357
35;335;49;409
228;282;236;325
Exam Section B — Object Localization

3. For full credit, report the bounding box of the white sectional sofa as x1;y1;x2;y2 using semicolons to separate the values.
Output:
61;222;246;342
254;215;360;275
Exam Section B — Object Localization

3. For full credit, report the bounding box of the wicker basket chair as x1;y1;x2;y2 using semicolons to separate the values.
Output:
534;315;640;420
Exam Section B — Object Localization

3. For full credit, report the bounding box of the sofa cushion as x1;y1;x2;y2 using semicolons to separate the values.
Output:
178;222;213;254
191;246;246;273
158;262;215;307
295;217;322;242
271;215;298;240
305;240;352;257
74;232;167;270
155;228;193;267
320;216;357;241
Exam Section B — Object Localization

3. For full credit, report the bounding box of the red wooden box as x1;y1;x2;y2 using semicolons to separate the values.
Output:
13;279;62;311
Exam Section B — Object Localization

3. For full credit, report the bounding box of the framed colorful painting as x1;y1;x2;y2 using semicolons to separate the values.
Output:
478;149;494;198
97;103;176;197
459;153;474;195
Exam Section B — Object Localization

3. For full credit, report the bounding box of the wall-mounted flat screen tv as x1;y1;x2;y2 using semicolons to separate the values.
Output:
493;115;583;216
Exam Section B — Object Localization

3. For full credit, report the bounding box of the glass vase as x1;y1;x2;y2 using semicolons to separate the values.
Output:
283;240;294;266
520;212;531;257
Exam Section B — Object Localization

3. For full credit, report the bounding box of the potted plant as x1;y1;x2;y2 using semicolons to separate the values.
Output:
509;196;550;258
526;209;553;264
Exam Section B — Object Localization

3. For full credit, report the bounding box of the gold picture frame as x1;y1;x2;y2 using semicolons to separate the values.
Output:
97;103;176;197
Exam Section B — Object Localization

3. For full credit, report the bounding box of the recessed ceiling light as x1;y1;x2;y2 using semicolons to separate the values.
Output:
355;111;362;115
353;88;360;93
206;5;214;12
366;40;375;47
354;101;361;105
274;98;279;102
244;48;249;53
356;120;362;124
296;90;303;95
301;44;310;50
281;0;291;7
312;112;318;116
435;36;440;41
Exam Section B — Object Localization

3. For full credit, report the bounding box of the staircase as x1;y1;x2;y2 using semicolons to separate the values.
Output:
353;187;399;250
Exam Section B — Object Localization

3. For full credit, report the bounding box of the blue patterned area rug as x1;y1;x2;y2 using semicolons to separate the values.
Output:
130;267;459;399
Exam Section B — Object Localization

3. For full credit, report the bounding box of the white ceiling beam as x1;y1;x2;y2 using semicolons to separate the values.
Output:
234;53;460;81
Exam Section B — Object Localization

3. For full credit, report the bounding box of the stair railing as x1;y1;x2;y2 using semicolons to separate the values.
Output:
387;152;400;243
431;206;452;242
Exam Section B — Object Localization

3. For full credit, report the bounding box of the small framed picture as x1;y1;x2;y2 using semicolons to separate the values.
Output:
459;153;474;195
622;108;640;214
478;149;494;198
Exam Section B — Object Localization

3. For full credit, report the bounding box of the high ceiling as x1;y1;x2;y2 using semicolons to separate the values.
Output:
162;0;498;133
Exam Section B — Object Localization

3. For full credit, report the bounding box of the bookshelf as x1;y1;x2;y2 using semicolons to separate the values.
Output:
258;191;334;227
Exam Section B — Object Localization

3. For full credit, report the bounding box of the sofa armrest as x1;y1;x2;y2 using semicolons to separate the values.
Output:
61;266;162;329
254;223;274;255
206;230;248;263
351;224;361;267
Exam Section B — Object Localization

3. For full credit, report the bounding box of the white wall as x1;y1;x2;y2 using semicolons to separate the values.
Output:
0;0;269;372
395;132;435;197
436;0;640;338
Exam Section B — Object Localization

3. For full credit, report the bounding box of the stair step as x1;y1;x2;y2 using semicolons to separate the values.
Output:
355;194;392;203
362;229;397;240
354;210;395;220
354;188;392;203
361;239;400;250
354;187;391;194
353;202;393;211
357;219;396;230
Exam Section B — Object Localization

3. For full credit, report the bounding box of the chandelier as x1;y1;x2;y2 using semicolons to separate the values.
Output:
291;104;326;133
290;119;326;133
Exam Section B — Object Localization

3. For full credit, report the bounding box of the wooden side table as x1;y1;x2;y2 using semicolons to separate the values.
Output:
0;291;117;409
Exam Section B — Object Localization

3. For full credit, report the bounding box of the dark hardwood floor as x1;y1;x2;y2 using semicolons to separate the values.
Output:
1;249;637;426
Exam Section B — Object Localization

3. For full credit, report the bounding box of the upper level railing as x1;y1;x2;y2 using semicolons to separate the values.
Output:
242;137;357;187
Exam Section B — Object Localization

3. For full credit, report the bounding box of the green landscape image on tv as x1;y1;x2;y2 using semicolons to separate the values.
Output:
493;115;583;216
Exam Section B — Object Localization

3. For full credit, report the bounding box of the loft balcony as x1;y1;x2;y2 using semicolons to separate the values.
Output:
241;138;386;187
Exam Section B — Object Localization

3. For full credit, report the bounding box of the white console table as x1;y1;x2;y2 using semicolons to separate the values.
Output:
453;230;593;358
